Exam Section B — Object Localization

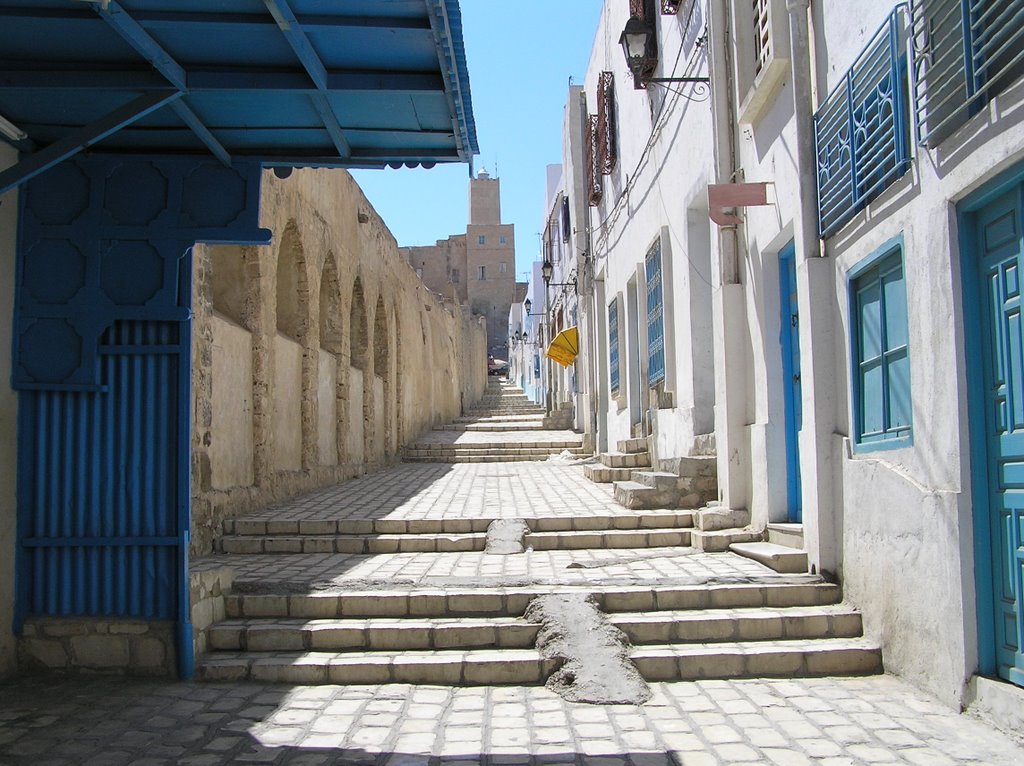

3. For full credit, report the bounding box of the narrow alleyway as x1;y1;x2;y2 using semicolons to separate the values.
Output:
2;381;1022;764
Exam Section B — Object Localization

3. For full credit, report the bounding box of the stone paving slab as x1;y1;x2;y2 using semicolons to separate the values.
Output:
192;549;774;588
0;674;1020;765
224;464;624;524
411;431;583;446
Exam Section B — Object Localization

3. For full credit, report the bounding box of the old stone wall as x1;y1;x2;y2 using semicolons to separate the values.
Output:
191;168;488;556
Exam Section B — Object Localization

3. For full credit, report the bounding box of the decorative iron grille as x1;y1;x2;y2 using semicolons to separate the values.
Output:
630;0;647;19
561;196;571;243
609;299;621;395
911;0;1024;147
753;0;771;76
597;71;617;174
645;239;666;386
586;113;603;206
814;9;910;238
661;0;683;13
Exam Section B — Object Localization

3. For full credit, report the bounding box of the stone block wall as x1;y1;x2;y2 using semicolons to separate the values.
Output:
19;618;175;677
191;169;488;556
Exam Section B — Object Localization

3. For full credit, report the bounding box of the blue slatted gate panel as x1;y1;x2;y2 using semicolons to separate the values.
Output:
13;155;269;678
20;319;185;621
645;238;666;387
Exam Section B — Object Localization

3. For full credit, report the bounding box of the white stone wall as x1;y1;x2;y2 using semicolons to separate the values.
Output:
0;144;18;679
317;349;338;466
271;333;304;472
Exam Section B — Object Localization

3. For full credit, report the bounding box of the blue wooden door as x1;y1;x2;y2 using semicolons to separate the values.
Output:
976;188;1024;686
779;243;803;522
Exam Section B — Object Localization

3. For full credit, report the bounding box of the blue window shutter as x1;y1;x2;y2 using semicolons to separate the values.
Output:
645;238;666;386
609;299;620;395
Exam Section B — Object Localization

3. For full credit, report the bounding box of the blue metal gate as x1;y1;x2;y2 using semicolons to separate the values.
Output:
779;242;802;523
13;156;268;677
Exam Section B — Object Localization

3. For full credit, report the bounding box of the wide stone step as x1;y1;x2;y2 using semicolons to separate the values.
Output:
434;423;547;432
404;453;581;464
217;525;691;554
225;580;841;620
630;637;882;681
407;442;583;452
613;480;676;510
729;541;809;574
225;510;695;537
609;604;864;644
583;464;635;483
209;616;539;652
198;648;554;685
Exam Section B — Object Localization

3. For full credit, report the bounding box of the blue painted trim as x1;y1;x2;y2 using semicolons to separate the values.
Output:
96;1;187;90
177;256;194;680
778;242;802;522
0;92;182;195
846;234;914;452
430;0;479;157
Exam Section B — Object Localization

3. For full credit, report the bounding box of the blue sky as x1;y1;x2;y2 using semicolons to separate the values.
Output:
351;1;604;284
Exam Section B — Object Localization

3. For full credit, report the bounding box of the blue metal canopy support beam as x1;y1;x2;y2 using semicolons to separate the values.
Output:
90;0;233;165
0;91;181;195
426;0;478;173
264;0;351;159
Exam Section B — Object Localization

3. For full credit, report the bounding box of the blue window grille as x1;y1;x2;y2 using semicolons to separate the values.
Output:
609;299;621;395
815;9;911;238
646;239;666;386
851;248;912;446
911;0;1024;146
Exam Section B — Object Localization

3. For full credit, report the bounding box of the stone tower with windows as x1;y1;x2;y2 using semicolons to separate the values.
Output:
401;169;516;359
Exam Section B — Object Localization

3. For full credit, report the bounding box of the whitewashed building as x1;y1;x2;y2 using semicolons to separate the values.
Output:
559;0;1024;717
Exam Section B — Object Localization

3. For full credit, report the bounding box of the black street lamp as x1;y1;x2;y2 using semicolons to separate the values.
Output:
619;15;709;91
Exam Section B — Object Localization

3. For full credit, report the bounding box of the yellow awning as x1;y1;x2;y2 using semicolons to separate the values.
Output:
545;326;579;368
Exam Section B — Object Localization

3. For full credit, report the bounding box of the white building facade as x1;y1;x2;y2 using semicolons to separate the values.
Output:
560;0;1024;713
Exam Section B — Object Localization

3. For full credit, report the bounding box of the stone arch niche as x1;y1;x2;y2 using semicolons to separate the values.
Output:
206;244;258;491
317;254;343;467
272;221;310;473
347;276;369;467
373;295;393;459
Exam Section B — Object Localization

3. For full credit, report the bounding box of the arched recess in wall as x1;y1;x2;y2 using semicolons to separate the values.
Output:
207;244;258;491
349;276;370;466
393;309;403;450
318;253;343;467
273;220;311;473
373;294;393;458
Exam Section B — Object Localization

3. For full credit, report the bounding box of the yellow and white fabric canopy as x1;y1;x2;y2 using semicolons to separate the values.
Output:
545;326;580;368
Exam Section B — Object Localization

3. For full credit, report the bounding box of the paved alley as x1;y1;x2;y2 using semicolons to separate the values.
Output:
3;381;1023;764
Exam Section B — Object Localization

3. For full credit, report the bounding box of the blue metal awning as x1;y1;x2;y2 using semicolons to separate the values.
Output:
0;0;479;192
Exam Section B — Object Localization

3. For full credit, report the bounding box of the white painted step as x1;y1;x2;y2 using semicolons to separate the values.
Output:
729;541;809;574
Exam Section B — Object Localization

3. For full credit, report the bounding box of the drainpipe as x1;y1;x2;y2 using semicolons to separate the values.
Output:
707;0;750;511
787;0;838;576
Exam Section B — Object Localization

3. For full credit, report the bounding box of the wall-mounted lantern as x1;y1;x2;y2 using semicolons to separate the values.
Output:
619;14;709;91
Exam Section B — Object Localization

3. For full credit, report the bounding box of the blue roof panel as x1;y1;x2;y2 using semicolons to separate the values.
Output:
0;0;478;184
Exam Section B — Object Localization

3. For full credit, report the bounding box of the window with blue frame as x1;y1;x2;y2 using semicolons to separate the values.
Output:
815;9;911;238
645;238;666;386
609;299;620;395
851;246;911;447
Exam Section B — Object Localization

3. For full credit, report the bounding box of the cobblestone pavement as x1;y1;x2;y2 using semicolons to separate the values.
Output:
1;673;1021;765
214;463;620;523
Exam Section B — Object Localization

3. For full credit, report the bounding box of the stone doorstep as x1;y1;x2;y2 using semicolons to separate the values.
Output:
224;580;840;619
217;526;691;554
198;648;557;685
208;616;541;652
600;451;651;469
582;464;635;483
690;529;763;553
630;637;883;681
729;541;809;574
608;604;865;644
767;522;805;550
616;437;648;454
224;510;695;536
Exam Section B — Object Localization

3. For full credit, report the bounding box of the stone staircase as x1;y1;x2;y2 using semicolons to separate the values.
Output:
198;570;880;684
403;380;585;462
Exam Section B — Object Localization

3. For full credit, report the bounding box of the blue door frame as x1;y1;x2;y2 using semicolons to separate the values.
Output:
779;242;803;522
12;156;270;678
960;162;1024;688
